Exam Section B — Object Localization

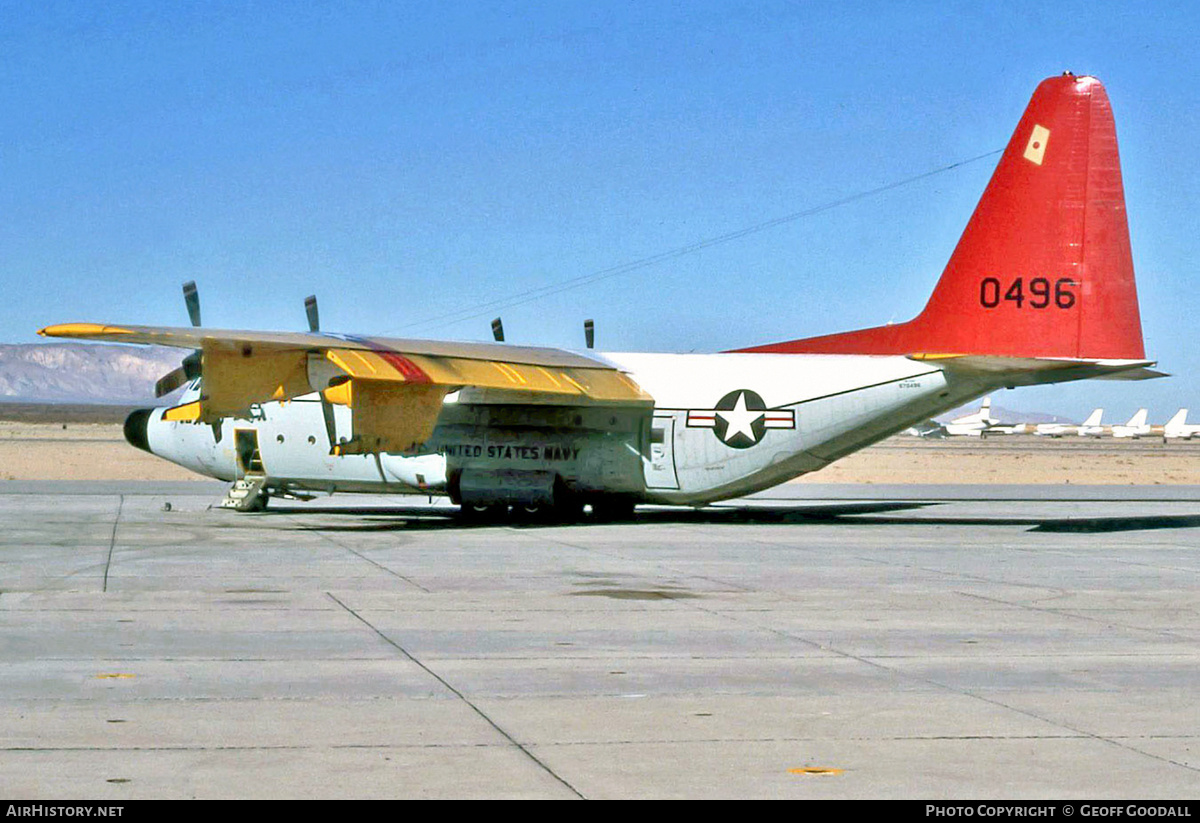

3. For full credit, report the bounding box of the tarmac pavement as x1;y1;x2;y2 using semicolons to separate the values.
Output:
2;481;1199;798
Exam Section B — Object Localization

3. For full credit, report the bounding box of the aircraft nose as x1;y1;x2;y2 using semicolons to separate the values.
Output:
123;408;153;453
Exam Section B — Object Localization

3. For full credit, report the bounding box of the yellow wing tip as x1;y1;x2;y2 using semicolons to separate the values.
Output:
38;323;134;339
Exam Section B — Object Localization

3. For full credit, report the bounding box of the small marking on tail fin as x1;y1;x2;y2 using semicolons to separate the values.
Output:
1023;124;1050;165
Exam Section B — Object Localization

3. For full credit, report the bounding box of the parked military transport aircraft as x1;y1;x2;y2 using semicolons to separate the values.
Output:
941;397;999;437
1034;408;1104;438
41;74;1161;517
1111;409;1151;439
1164;409;1200;441
908;397;1010;438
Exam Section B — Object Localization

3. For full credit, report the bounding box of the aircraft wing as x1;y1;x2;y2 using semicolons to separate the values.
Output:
39;322;652;454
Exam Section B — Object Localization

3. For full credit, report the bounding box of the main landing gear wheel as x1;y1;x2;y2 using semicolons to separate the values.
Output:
457;503;509;523
458;477;586;524
510;495;585;524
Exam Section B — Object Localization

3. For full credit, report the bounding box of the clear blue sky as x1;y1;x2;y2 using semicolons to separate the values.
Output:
3;1;1197;420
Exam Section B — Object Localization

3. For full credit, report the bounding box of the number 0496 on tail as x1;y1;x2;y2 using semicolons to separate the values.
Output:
979;277;1076;309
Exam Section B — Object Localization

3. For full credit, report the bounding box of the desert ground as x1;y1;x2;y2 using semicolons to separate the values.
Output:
2;410;1199;484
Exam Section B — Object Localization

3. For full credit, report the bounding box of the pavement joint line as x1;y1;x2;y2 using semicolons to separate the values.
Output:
538;516;1200;774
669;588;1200;776
324;591;585;799
727;543;1200;774
102;494;123;593
6;733;1198;753
849;552;1076;593
951;590;1199;645
285;514;431;593
717;528;1075;598
1077;553;1200;575
15;652;935;663
783;535;1199;644
0;741;552;752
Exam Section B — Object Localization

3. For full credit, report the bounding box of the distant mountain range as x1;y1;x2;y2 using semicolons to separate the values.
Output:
0;343;181;404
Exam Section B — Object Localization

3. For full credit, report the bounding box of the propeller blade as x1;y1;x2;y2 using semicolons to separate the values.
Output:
155;350;203;398
155;366;189;398
183;281;201;327
157;282;205;399
321;396;338;451
491;317;504;342
302;295;336;448
584;319;595;349
181;350;202;380
305;295;320;332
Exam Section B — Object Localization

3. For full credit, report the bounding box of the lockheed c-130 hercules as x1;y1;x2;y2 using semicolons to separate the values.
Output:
42;74;1161;518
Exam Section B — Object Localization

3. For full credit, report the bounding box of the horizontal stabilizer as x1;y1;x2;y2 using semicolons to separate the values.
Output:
907;355;1162;387
1090;368;1169;381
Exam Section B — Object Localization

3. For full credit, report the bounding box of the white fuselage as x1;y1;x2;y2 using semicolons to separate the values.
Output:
1035;423;1104;437
602;352;977;503
139;351;993;506
942;422;989;437
939;404;998;437
1036;409;1104;438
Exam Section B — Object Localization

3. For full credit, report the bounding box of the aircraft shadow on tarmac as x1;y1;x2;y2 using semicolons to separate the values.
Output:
258;501;1200;534
266;501;927;532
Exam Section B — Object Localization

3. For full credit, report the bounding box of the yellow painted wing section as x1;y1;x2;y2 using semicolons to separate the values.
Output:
40;322;653;452
202;344;312;418
333;381;448;455
322;349;651;403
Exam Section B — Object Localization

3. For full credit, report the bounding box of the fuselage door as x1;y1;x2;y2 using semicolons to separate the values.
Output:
234;429;265;477
644;413;679;489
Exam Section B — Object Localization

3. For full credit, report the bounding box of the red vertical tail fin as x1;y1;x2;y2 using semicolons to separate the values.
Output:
741;74;1145;360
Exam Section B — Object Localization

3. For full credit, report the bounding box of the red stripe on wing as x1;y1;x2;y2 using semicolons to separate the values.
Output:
378;352;432;383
